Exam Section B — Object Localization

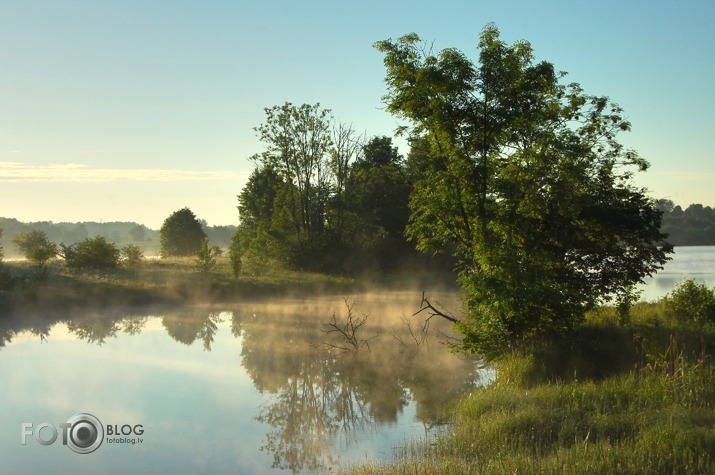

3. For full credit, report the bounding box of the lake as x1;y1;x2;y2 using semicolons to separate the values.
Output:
0;291;487;474
1;246;713;474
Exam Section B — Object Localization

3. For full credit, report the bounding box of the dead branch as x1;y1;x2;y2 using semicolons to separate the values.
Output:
315;299;379;354
413;291;460;324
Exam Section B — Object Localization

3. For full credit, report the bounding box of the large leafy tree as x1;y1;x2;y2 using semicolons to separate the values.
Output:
375;25;672;357
245;103;367;270
253;103;334;256
160;207;207;257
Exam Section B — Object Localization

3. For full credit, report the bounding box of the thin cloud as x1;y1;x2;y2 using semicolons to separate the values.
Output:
0;161;241;183
654;171;713;182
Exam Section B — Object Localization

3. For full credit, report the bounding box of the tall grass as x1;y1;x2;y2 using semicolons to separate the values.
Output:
344;300;715;474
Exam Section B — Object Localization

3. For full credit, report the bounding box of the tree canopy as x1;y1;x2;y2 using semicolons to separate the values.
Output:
375;24;672;357
160;208;207;257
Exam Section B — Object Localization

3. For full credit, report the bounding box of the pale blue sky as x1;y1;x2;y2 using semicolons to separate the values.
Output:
1;0;713;228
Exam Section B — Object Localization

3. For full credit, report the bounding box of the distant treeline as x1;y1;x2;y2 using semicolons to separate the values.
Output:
657;200;715;246
1;200;711;261
0;217;236;259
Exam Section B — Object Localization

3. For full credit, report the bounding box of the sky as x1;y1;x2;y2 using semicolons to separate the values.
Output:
1;0;713;229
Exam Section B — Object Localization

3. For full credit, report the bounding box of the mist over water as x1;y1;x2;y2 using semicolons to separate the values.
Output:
0;291;487;474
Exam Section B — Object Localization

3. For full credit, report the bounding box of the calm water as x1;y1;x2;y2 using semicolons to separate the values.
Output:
639;246;715;301
0;291;486;474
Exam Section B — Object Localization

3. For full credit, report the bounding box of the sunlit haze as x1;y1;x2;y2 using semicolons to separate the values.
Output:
1;1;713;228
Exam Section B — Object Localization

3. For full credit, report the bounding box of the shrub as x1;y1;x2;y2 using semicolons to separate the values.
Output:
64;236;120;270
664;279;715;328
195;239;218;274
121;244;145;269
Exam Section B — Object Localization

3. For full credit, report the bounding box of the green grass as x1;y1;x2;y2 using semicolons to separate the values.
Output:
344;302;715;474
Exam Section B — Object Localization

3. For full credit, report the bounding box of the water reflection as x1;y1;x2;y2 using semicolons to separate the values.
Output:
0;295;480;473
0;308;147;348
235;299;479;473
162;312;223;351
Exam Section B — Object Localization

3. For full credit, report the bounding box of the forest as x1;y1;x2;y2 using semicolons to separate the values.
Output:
658;199;715;245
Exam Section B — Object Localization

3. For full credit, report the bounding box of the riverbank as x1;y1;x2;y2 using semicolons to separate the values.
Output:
344;301;715;474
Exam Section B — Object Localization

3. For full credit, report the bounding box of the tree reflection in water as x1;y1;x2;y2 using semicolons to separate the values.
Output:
0;308;150;347
235;298;480;473
162;311;223;351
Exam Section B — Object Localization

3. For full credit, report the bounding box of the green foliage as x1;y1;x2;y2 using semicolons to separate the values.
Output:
160;207;207;257
250;103;334;268
237;164;293;267
195;238;218;274
12;229;58;270
345;136;413;269
228;230;241;278
664;279;715;328
375;24;671;357
659;200;715;245
121;244;145;269
64;236;121;270
239;116;417;273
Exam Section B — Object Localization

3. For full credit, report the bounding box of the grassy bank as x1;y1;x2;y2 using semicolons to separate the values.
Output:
346;302;715;474
0;257;455;317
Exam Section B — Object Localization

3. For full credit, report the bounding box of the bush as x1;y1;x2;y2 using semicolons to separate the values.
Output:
121;244;145;269
664;279;715;328
195;239;218;274
64;236;120;270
